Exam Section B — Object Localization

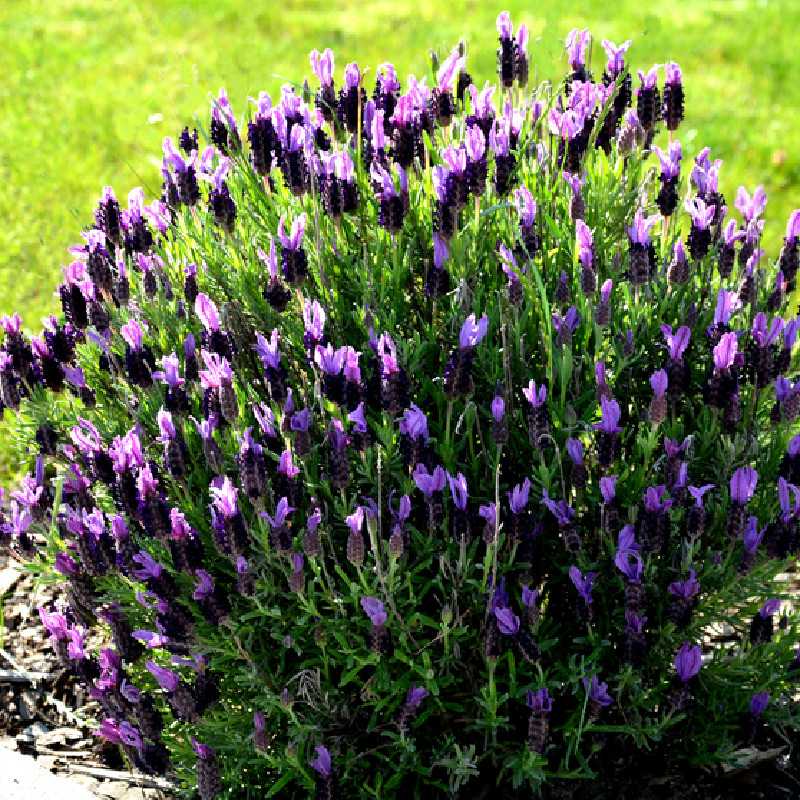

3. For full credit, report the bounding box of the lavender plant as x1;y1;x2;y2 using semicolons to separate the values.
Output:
2;12;800;798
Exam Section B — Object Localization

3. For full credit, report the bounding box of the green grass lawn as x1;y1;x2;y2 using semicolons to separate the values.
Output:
1;0;799;326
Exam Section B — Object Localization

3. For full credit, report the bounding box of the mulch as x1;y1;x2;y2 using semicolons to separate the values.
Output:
0;552;172;799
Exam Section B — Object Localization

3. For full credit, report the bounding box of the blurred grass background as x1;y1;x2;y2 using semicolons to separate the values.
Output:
4;0;800;475
1;0;799;326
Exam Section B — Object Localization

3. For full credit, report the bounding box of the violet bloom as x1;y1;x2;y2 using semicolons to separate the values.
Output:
310;745;332;777
565;28;591;73
146;660;179;693
759;598;781;619
735;185;768;224
583;675;613;707
713;332;738;371
614;540;643;584
750;692;770;716
730;467;758;505
361;596;387;627
662;325;691;363
595;396;622;434
600;475;617;505
522;380;547;408
405;685;429;710
668;569;700;601
527;687;552;713
400;404;429;441
413;464;447;498
575;219;594;269
508;478;532;515
569;565;596;606
447;472;469;511
628;208;659;246
494;606;520;636
459;314;489;349
601;39;631;77
674;642;702;683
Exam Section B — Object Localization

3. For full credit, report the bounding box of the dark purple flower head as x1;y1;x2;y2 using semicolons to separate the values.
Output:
594;397;622;434
447;472;469;511
674;642;702;683
569;565;596;605
750;691;770;716
668;569;700;600
759;599;781;619
508;478;532;514
661;324;691;361
730;467;758;505
311;745;332;777
600;475;618;504
583;675;613;707
526;687;552;713
494;606;520;636
361;596;387;627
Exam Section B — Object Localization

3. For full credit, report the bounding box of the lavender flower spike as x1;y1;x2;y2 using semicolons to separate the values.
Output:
459;313;489;349
361;596;388;627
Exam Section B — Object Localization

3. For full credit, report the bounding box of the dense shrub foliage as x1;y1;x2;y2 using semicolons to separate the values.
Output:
2;12;800;798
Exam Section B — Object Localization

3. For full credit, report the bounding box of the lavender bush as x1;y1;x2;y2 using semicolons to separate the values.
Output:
2;12;800;798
